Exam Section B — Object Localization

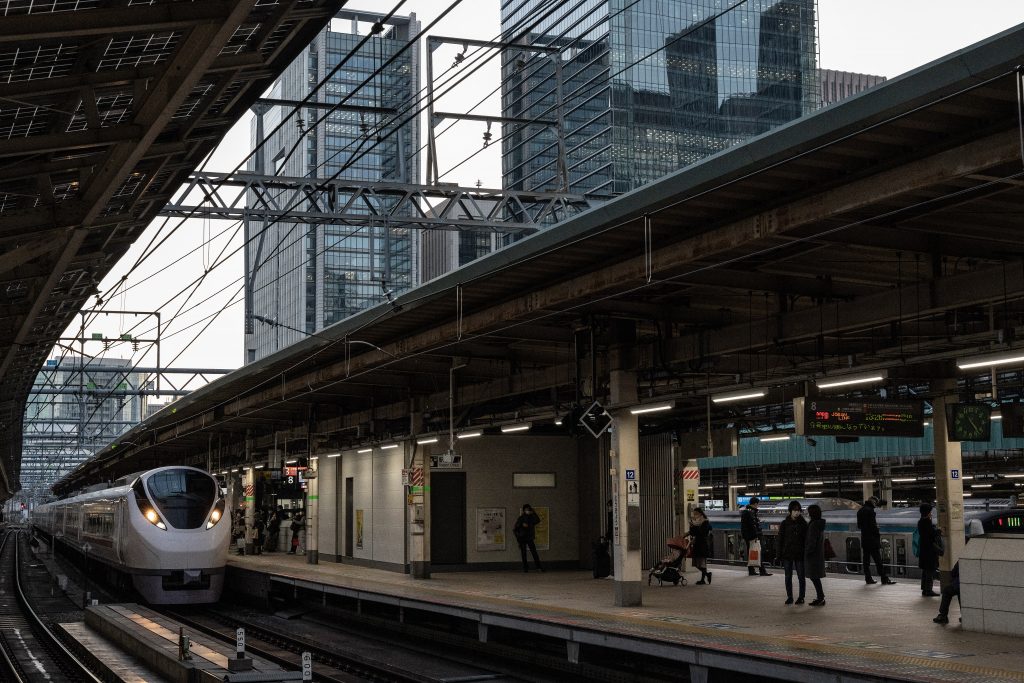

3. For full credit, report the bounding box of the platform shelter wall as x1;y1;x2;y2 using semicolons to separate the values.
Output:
337;446;406;567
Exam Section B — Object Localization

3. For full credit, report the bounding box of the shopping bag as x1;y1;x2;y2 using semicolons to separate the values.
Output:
747;539;761;566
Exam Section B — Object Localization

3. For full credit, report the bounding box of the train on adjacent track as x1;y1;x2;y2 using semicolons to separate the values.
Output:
706;498;1023;579
32;466;229;604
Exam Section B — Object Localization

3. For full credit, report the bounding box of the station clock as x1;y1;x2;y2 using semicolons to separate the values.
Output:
947;403;992;442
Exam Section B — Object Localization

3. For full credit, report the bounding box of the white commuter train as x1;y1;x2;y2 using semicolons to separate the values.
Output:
32;466;230;604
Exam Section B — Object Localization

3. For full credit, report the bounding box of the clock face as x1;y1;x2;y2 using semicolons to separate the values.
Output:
952;404;991;442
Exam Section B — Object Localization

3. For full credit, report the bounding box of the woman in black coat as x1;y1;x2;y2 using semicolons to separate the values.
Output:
804;504;826;606
917;503;940;596
688;507;713;585
777;500;808;604
513;504;543;572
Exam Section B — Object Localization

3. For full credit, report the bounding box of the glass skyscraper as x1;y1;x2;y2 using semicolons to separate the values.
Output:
501;0;818;197
245;11;420;362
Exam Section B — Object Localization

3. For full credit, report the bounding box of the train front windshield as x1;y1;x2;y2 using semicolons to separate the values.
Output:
146;469;217;529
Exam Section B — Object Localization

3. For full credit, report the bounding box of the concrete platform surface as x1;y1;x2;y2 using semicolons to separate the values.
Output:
229;553;1024;682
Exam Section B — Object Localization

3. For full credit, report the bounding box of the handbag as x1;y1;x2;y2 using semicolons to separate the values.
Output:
747;539;761;566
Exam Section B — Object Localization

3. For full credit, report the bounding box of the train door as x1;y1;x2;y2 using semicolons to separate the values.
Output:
845;536;862;574
894;537;907;576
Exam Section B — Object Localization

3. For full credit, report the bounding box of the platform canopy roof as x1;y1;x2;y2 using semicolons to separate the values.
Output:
0;0;350;502
55;23;1024;495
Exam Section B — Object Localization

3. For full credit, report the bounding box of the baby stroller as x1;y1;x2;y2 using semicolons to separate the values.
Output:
648;536;689;586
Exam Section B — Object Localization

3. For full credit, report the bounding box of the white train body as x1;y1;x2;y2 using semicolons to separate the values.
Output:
33;466;229;604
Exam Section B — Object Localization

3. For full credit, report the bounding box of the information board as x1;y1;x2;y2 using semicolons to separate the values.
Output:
1000;402;1024;438
794;397;924;437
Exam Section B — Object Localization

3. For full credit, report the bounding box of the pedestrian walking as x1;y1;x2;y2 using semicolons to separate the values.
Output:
805;504;827;606
513;503;543;572
857;496;896;584
740;498;772;576
777;500;807;604
287;510;305;554
688;507;713;585
917;503;940;596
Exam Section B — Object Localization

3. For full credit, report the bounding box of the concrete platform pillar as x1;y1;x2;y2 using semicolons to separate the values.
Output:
727;468;737;511
243;459;255;556
409;404;430;579
610;367;641;607
932;379;965;580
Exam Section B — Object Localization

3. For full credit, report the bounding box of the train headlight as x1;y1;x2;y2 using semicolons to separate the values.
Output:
207;499;226;529
144;508;167;530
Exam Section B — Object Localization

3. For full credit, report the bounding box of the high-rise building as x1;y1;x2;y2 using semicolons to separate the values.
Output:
501;0;819;197
22;357;148;497
818;68;886;107
245;10;420;362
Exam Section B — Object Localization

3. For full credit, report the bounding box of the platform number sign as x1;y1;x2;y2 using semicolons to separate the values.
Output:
625;469;636;481
302;651;312;681
951;469;959;480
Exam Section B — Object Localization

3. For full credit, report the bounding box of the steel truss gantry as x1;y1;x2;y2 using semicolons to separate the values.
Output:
159;172;595;233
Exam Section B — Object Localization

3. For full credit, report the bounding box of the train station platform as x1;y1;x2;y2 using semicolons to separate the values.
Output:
227;553;1024;683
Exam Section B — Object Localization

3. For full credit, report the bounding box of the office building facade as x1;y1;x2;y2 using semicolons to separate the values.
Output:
501;0;819;197
245;11;420;362
818;68;886;107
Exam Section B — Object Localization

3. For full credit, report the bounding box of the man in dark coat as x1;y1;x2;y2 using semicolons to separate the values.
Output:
857;496;895;584
740;498;772;576
805;504;827;606
917;503;940;597
513;504;543;572
777;500;808;604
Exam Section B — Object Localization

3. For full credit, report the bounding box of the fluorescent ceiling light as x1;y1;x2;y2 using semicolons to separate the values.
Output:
243;466;252;471
357;448;372;454
501;423;531;433
698;485;713;490
765;483;785;488
728;484;746;489
804;491;822;496
853;479;876;484
219;471;227;475
254;465;264;469
285;459;298;465
960;476;974;480
923;421;932;427
963;493;973;497
231;469;239;473
991;413;1002;420
1004;473;1024;478
457;430;482;439
381;443;399;450
327;453;341;458
712;389;766;404
816;372;886;390
804;481;823;486
957;351;1024;370
416;437;439;445
629;403;673;415
971;484;992;488
554;418;563;426
891;478;916;483
759;435;790;443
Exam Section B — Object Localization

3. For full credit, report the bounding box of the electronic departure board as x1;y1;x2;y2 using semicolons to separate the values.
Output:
1000;402;1024;439
794;397;924;437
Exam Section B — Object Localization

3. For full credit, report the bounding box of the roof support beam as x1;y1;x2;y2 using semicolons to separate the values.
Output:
0;2;240;42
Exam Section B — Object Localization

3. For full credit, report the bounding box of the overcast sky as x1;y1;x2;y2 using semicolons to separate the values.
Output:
69;1;1024;391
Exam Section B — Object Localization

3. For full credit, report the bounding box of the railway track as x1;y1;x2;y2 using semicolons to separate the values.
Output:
0;531;102;683
162;604;521;683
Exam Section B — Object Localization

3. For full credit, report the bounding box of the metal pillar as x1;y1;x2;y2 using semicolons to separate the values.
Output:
409;406;430;578
307;456;319;565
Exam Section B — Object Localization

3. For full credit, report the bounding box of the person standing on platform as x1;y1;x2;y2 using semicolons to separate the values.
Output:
805;504;827;606
605;499;614;578
934;559;961;624
777;500;808;604
253;510;265;555
287;510;305;554
688;507;713;585
266;508;282;552
857;496;896;585
741;498;772;577
917;503;941;597
513;503;543;572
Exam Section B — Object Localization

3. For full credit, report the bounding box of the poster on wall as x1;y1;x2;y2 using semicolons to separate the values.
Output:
356;509;364;549
476;507;506;551
534;506;550;550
